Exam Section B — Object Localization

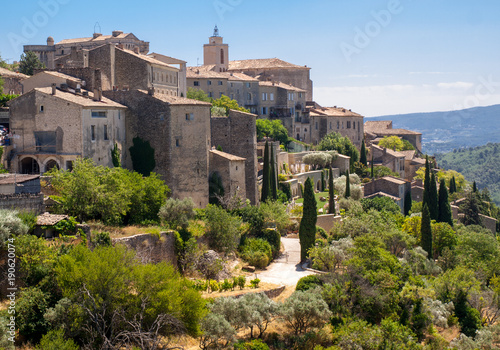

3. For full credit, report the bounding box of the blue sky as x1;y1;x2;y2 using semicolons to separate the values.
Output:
1;0;500;116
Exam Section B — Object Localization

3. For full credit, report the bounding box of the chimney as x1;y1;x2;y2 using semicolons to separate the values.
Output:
51;83;56;95
112;30;123;37
133;47;140;54
148;87;155;96
93;33;102;39
93;88;102;101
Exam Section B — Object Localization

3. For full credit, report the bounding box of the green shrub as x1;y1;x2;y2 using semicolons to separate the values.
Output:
93;231;111;247
221;279;233;292
236;276;246;290
250;278;261;289
209;280;219;293
234;339;270;350
240;238;273;268
261;228;281;257
38;329;79;350
296;275;323;292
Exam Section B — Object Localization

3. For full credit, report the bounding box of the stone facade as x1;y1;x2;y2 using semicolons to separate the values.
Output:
0;174;40;194
370;144;406;179
211;110;259;205
186;67;228;99
365;120;422;152
363;176;412;213
0;193;44;213
203;28;229;72
209;150;246;202
103;89;212;207
304;107;364;148
24;32;149;70
0;68;28;95
22;71;83;94
9;87;126;174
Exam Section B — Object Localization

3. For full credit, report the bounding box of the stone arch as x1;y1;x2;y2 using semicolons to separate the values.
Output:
44;158;60;173
20;156;40;174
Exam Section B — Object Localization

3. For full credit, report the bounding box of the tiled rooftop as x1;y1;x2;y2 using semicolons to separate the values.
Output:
309;106;363;118
229;58;310;70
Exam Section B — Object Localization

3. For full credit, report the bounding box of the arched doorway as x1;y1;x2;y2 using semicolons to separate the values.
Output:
45;159;59;173
20;157;40;174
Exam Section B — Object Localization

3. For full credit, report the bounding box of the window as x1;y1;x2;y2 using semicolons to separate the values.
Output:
220;48;224;64
104;125;109;140
91;125;96;141
347;121;351;129
247;93;251;100
270;93;274;101
230;83;234;87
337;121;340;129
219;92;223;98
66;161;73;171
208;92;213;98
207;80;212;85
92;111;107;118
315;122;318;130
39;105;44;113
218;81;223;86
175;139;180;147
262;107;267;115
262;93;267;101
288;93;294;101
299;92;303;98
194;81;200;86
186;113;194;121
246;82;251;88
353;121;356;129
34;131;56;152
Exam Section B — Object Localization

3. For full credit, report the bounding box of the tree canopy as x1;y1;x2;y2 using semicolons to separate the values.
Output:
378;135;415;151
317;132;359;170
19;51;45;76
256;119;289;145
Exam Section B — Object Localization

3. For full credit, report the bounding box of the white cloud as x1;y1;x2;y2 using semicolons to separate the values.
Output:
436;82;474;89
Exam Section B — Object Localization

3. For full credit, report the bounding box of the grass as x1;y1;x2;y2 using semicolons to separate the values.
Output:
294;191;329;204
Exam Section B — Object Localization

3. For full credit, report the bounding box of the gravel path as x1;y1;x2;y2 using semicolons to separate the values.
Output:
256;237;316;286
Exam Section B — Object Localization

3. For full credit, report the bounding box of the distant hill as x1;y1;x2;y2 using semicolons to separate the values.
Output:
435;143;500;205
369;105;500;154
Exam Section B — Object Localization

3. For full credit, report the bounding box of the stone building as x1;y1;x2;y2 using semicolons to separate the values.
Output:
22;71;83;94
148;53;187;98
370;144;406;179
227;73;260;114
8;85;127;174
211;110;259;205
302;106;364;147
203;26;229;72
209;149;246;202
0;67;28;95
103;89;212;207
365;120;422;153
400;150;426;182
24;31;149;69
363;176;412;214
186;66;228;99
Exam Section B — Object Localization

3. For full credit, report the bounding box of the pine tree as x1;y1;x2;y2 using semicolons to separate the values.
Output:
270;145;278;200
404;190;412;216
345;170;351;198
360;139;367;166
429;172;439;220
261;141;270;202
328;166;335;214
472;181;478;193
299;177;317;261
438;178;453;226
421;203;433;260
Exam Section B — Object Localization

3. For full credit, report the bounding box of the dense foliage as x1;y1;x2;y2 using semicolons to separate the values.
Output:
317;132;359;170
48;158;169;224
256;119;289;145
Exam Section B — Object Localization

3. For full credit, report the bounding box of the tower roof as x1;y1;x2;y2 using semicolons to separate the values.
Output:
213;25;220;37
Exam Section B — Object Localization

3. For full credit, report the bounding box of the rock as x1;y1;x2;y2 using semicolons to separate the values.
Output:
243;265;256;272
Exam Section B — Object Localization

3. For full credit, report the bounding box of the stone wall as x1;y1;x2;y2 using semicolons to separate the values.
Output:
316;214;342;232
0;193;44;213
112;231;177;266
211;110;258;204
209;150;246;202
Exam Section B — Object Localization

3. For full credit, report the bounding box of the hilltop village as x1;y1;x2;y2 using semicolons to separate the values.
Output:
2;27;500;350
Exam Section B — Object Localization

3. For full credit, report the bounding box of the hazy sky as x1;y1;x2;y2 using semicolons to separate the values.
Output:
1;0;500;116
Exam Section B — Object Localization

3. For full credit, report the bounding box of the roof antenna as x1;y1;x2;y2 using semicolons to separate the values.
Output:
94;22;101;34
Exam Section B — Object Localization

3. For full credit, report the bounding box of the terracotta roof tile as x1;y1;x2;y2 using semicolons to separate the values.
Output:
210;149;246;161
36;213;69;226
309;106;363;118
258;81;306;92
0;174;39;185
35;87;127;108
0;67;29;80
186;66;228;79
228;58;310;70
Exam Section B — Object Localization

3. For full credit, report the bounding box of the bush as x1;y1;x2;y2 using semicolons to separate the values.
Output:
0;209;29;245
158;197;196;230
38;329;79;350
296;275;323;291
93;231;111;247
204;204;242;254
234;339;270;350
261;228;281;257
240;238;273;269
361;197;401;214
250;278;261;289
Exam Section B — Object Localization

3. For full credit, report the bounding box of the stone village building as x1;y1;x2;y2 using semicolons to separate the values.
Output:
0;67;28;95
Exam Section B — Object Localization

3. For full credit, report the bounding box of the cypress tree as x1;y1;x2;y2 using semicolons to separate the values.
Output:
360;139;367;166
452;176;457;194
261;141;270;202
421;202;433;260
321;170;326;192
345;170;351;198
472;181;478;193
404;190;412;216
371;153;375;178
299;177;317;261
429;172;439;220
329;166;335;214
423;156;431;210
438;178;453;226
270;145;278;200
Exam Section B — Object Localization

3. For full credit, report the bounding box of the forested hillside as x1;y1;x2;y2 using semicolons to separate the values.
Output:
435;143;500;204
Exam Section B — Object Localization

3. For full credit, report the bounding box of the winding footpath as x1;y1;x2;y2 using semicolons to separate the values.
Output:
256;237;316;286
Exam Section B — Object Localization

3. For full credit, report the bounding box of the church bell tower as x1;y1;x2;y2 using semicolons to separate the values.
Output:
203;25;229;72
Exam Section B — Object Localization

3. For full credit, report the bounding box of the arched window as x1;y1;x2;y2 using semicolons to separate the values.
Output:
220;49;224;64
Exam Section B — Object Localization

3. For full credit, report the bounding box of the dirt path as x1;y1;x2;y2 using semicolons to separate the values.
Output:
256;237;316;286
